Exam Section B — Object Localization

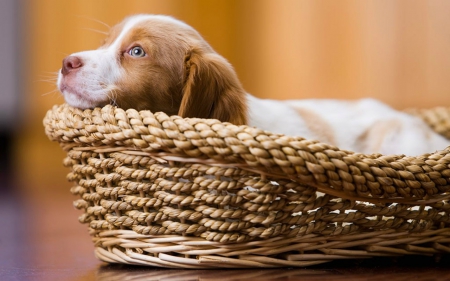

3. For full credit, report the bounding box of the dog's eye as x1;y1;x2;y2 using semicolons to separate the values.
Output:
128;46;146;57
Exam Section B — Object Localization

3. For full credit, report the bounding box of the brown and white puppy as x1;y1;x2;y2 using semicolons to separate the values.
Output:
57;14;449;155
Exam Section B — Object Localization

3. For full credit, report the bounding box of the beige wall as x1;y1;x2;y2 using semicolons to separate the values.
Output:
17;0;450;194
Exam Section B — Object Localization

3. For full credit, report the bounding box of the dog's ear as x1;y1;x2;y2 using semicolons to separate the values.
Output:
179;47;248;125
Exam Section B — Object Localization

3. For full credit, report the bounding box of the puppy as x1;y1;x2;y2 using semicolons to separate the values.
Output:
57;14;449;155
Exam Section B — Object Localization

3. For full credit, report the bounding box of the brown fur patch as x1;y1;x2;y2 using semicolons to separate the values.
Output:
295;107;335;145
355;119;401;153
179;47;247;125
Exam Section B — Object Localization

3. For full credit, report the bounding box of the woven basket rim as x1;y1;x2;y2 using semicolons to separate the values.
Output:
44;103;450;205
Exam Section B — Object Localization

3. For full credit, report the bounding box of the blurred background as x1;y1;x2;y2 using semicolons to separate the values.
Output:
2;0;450;277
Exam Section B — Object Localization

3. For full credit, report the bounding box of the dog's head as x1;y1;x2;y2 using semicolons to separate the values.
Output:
57;14;247;125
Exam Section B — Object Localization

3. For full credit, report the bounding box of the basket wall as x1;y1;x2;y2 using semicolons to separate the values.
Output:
44;104;450;268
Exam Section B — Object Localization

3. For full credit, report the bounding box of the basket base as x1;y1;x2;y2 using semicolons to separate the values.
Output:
91;229;450;268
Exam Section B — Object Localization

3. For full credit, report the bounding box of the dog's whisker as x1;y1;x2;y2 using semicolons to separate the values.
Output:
82;27;108;35
37;73;59;78
35;78;59;84
36;80;58;84
77;15;110;29
106;89;118;107
36;76;58;81
113;91;119;107
56;51;70;58
41;88;60;97
38;73;59;79
41;71;60;75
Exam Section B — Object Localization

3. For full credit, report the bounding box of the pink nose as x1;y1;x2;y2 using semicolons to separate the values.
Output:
61;56;83;75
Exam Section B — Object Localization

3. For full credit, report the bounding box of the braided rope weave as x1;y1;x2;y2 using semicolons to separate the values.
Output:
407;107;450;140
44;104;450;268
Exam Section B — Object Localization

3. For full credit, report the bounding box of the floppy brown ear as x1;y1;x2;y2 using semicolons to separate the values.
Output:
179;48;248;125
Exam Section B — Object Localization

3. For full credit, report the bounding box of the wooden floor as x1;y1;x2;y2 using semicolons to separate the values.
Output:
2;174;450;281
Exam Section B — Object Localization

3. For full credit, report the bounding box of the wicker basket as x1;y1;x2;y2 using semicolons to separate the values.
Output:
44;104;450;268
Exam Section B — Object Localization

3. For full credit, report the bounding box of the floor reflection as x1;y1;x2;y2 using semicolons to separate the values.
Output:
95;266;329;281
93;255;450;281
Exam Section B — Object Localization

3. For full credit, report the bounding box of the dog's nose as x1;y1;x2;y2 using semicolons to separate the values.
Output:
61;56;83;75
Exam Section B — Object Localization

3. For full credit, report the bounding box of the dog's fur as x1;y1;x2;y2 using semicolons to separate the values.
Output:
57;14;449;155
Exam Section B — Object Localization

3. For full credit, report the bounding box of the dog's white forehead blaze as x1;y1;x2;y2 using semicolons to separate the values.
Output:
94;15;188;83
109;14;190;50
